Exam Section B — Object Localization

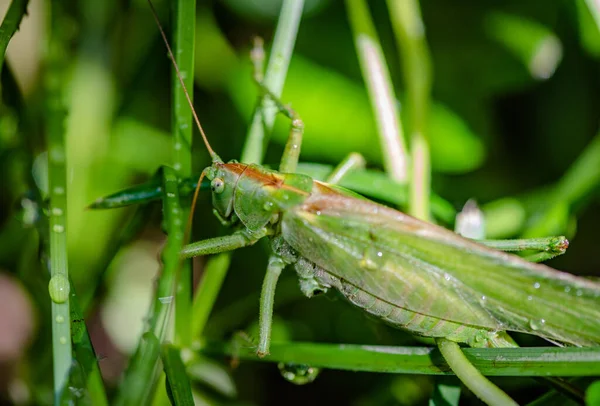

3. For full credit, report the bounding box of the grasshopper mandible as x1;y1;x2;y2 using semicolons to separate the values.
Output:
147;1;600;404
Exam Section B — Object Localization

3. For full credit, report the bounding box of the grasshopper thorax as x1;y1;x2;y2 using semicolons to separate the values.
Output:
204;161;314;233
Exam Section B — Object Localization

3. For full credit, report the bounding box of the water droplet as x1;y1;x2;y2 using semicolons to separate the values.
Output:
53;224;64;233
263;201;274;211
316;211;321;216
59;336;68;344
51;207;63;216
564;286;571;293
53;186;65;195
533;282;541;289
376;251;383;257
278;363;320;385
166;192;175;198
55;315;65;323
173;163;181;171
480;295;486;302
174;142;182;150
159;296;173;304
444;274;451;281
48;275;70;303
529;319;545;331
527;295;533;301
576;289;583;297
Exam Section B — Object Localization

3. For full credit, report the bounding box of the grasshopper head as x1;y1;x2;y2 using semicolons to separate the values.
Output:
204;162;244;223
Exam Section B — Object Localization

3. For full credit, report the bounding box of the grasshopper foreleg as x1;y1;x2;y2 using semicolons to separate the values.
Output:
180;228;269;259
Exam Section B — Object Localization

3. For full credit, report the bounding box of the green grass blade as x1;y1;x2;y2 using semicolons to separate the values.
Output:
386;0;433;221
115;332;162;406
0;0;29;77
171;0;196;347
345;0;408;182
68;278;108;406
162;344;194;406
191;253;231;338
116;167;186;404
44;3;72;400
199;341;600;377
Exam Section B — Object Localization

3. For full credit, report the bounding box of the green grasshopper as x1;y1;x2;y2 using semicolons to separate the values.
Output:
145;2;600;405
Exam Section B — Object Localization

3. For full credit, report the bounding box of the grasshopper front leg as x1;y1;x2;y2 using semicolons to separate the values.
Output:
181;228;269;259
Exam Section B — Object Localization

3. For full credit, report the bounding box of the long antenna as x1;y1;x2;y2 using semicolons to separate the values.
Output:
147;0;221;163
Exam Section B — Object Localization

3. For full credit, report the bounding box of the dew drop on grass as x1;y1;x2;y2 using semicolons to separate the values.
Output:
51;207;63;216
263;201;274;211
533;282;541;289
529;319;545;331
278;363;320;385
49;275;70;303
59;336;68;344
55;315;65;323
53;224;64;233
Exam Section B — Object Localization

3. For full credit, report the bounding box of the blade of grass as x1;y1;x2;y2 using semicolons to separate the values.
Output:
190;253;230;338
171;0;196;347
68;278;109;406
115;166;186;404
0;0;29;78
386;0;433;221
115;332;162;406
345;0;409;183
45;2;72;401
162;344;195;406
199;341;600;376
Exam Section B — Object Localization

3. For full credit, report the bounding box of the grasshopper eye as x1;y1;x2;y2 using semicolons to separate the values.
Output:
211;178;225;194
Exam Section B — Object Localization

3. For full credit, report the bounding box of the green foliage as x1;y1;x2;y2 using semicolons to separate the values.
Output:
1;0;599;405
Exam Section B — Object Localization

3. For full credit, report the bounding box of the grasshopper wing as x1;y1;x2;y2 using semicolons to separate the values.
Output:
281;182;600;346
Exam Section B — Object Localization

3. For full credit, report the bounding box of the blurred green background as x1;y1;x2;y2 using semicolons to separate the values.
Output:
0;0;599;404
